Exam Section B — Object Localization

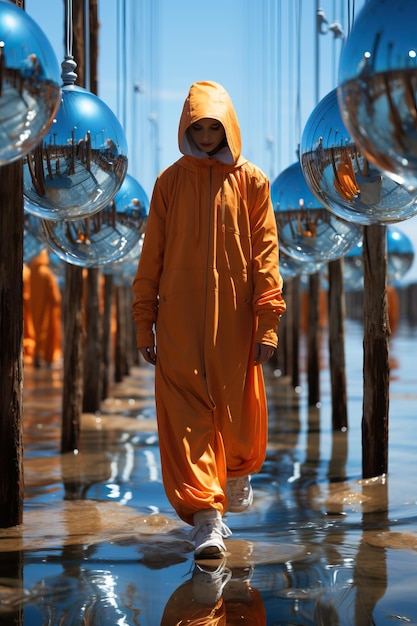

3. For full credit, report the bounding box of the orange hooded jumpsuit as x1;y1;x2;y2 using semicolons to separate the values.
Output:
132;81;286;526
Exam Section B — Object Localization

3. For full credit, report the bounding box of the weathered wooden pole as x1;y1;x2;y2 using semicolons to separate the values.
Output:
328;257;348;431
307;272;321;405
101;272;113;399
61;0;87;452
362;224;390;478
83;267;103;411
0;159;24;528
284;276;301;389
82;0;103;411
61;264;84;452
114;284;129;383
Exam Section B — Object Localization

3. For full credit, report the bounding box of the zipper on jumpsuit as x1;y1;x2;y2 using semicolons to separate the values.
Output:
202;164;216;411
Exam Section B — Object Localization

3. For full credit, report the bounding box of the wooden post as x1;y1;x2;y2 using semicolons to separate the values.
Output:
328;258;348;431
83;267;103;411
114;284;128;383
307;272;320;405
0;160;24;528
82;0;103;411
61;264;84;452
61;0;86;452
101;273;113;399
291;275;301;389
362;224;390;478
61;0;102;446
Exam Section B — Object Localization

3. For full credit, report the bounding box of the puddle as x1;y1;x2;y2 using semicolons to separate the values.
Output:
2;319;417;624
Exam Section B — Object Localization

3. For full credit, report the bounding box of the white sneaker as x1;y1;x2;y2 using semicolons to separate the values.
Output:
192;509;232;559
226;476;253;512
192;561;232;605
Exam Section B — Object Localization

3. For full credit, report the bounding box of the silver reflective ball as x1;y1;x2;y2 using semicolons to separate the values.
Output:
24;84;128;220
41;174;148;268
342;226;414;287
301;88;417;225
105;234;144;287
272;161;362;263
338;0;417;190
279;250;325;280
0;1;61;164
24;210;44;264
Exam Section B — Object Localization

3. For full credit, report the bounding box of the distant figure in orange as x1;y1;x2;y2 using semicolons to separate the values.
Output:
334;157;360;201
23;264;36;363
29;249;63;368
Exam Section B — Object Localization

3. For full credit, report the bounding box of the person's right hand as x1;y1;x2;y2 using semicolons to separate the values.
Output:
139;346;156;365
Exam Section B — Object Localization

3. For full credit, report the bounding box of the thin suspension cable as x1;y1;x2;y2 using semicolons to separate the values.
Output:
276;0;282;174
84;0;90;91
65;0;73;57
295;0;302;147
116;0;120;118
121;0;127;128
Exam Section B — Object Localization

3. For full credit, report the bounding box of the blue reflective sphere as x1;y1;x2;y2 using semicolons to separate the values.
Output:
343;226;414;287
279;250;325;280
24;84;128;220
301;89;417;225
272;161;362;262
104;234;144;286
338;0;417;190
0;0;61;164
23;210;44;264
41;174;148;268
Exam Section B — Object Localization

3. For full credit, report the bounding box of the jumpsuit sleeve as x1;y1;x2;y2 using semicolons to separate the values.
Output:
249;172;286;348
132;177;166;348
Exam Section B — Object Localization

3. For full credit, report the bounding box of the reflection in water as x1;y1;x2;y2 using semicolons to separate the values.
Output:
2;321;417;623
161;561;266;625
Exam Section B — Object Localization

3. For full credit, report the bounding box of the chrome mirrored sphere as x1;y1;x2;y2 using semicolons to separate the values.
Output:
24;210;44;264
301;88;417;225
41;176;148;268
272;161;362;263
387;226;414;283
343;240;364;289
279;250;325;280
104;234;144;286
0;1;61;164
343;226;414;288
338;0;417;190
24;84;128;220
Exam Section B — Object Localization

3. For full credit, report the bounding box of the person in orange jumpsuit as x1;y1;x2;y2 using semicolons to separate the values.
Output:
132;81;286;559
29;249;63;367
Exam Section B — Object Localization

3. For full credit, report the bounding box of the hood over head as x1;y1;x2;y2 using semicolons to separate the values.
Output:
178;81;242;165
30;248;50;268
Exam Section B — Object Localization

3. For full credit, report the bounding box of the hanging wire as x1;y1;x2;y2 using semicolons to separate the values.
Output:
116;0;128;125
276;0;282;174
62;0;77;85
294;0;302;146
116;0;120;121
121;0;127;129
65;0;73;58
84;0;90;91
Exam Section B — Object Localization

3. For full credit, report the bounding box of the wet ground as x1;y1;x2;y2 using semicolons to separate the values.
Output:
1;318;417;624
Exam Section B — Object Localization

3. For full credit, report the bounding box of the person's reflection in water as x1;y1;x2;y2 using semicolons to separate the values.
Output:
160;560;266;625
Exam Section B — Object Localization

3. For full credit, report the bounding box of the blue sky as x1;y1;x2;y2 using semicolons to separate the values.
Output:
25;0;363;194
24;0;417;285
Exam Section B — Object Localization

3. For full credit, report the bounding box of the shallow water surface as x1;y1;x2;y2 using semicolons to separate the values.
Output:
1;319;417;625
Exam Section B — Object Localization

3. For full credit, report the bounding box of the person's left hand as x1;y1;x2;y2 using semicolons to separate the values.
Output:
254;342;275;366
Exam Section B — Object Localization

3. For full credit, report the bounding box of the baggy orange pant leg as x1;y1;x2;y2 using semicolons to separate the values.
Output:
220;365;269;479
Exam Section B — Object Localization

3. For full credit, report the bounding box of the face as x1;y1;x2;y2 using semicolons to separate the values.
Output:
188;118;226;154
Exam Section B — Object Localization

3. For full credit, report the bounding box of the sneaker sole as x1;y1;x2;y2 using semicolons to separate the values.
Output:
195;546;226;560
